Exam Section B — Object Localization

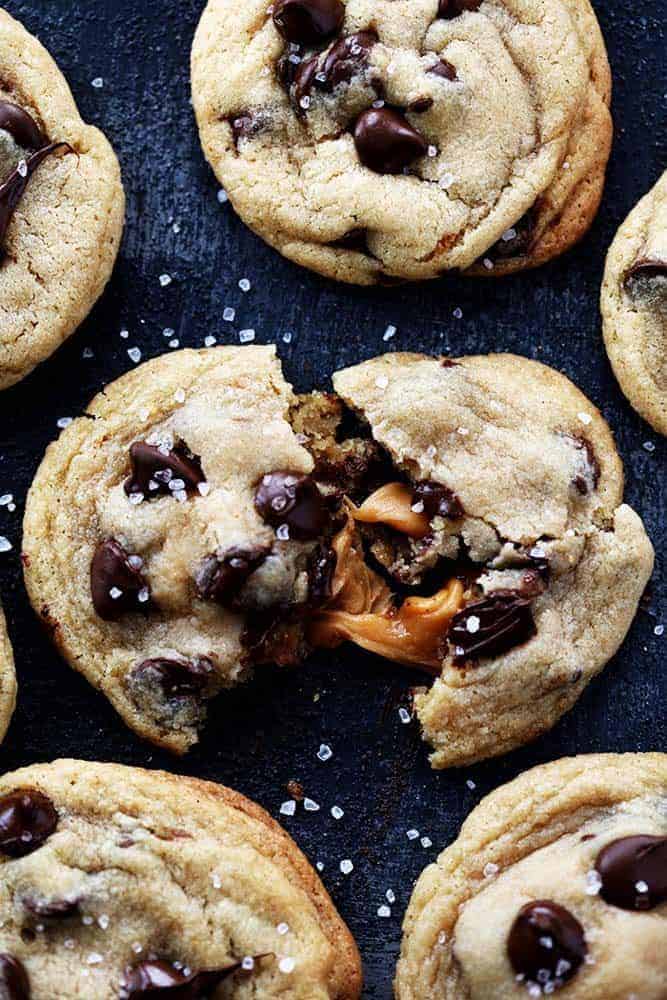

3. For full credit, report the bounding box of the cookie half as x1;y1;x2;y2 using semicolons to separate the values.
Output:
0;8;124;390
395;752;667;999
191;0;611;284
23;348;652;764
0;758;361;998
0;604;15;742
601;171;667;435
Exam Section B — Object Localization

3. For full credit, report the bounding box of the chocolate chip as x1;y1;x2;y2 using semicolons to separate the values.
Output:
437;0;482;18
195;547;269;606
427;59;457;80
254;471;328;541
413;481;464;520
228;111;263;147
22;895;79;919
0;955;30;1000
273;0;345;46
595;835;667;910
292;30;377;108
0;102;44;151
0;142;70;254
90;539;151;621
131;657;216;699
507;901;587;987
0;789;58;858
449;592;536;664
568;435;600;496
353;108;428;174
487;209;535;261
407;97;434;114
124;441;205;498
308;544;337;605
624;258;667;285
120;959;244;999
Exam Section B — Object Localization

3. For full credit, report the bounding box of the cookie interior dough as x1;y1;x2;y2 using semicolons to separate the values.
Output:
601;170;667;435
0;604;16;743
23;347;653;765
0;8;124;391
0;758;362;999
191;0;612;284
395;752;667;1000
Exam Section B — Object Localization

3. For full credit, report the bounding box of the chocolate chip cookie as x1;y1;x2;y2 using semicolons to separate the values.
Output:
396;753;667;999
601;171;667;435
0;8;124;390
0;604;15;743
23;347;652;765
0;758;361;998
191;0;611;284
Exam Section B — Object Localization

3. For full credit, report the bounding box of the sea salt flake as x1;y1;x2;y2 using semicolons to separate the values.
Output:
466;616;480;634
91;77;104;89
109;587;123;600
304;798;320;812
87;952;103;965
331;806;344;820
501;227;517;242
407;829;419;841
427;144;438;158
163;327;175;338
174;388;186;403
643;441;656;452
280;800;296;817
57;417;73;429
466;779;476;790
585;869;603;895
198;482;211;497
127;347;142;364
277;922;289;936
340;859;354;875
98;914;110;930
383;325;397;341
654;624;664;636
211;873;222;889
398;707;411;724
239;278;251;292
0;495;11;507
120;329;129;339
635;880;649;894
317;744;332;761
223;307;236;322
159;273;172;287
421;837;433;848
241;956;255;971
239;329;255;343
578;411;592;425
217;189;229;204
483;862;500;877
282;331;293;344
483;258;494;270
377;905;391;918
169;339;179;349
375;375;389;390
386;889;396;904
276;524;290;541
279;957;296;974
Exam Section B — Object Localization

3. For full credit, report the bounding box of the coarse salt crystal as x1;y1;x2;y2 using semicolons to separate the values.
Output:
331;806;344;820
655;624;664;636
239;329;255;343
407;829;419;841
174;388;186;404
383;325;397;341
340;859;354;875
304;798;320;812
398;707;411;724
585;869;603;895
277;922;289;935
466;616;480;634
453;307;463;319
280;800;296;817
239;278;251;292
57;417;73;429
279;957;296;974
127;347;142;364
317;744;332;761
91;77;104;89
578;412;592;425
466;779;476;790
211;873;222;889
87;952;103;965
421;837;433;848
204;335;216;347
386;889;396;904
242;956;255;971
375;375;389;390
223;307;236;322
217;189;229;204
377;905;391;918
484;862;499;877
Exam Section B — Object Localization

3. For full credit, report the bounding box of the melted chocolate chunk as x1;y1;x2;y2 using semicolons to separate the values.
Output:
23;895;80;919
195;546;269;606
228;111;263;147
413;481;464;520
437;0;482;17
273;0;345;46
0;955;29;1000
0;142;69;253
595;835;667;910
120;959;244;999
487;209;535;261
428;59;457;81
0;789;58;858
90;539;151;621
308;544;337;605
0;102;44;151
255;471;328;540
449;592;536;664
353;108;428;175
568;435;600;496
293;30;377;110
131;657;215;699
124;441;205;498
624;257;667;286
507;901;587;987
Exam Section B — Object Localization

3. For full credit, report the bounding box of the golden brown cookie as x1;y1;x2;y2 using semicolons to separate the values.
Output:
396;753;667;999
192;0;611;284
0;7;124;390
0;604;15;742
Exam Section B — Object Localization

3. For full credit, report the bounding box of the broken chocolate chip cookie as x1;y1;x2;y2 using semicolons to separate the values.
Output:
23;347;652;767
0;759;361;998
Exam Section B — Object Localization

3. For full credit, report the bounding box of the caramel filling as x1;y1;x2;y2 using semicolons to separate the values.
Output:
309;509;464;671
353;482;430;538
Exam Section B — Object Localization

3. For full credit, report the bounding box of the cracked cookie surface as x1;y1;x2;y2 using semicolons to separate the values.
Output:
601;171;667;435
22;347;652;765
0;604;15;743
0;8;124;390
395;753;667;999
0;758;361;999
191;0;611;284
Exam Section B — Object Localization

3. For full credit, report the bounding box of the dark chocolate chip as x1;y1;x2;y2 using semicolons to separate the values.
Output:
273;0;345;46
228;111;263;147
507;901;587;987
308;544;337;605
568;435;600;496
487;209;535;261
23;895;80;919
120;959;244;999
254;471;328;541
0;142;70;254
595;835;667;911
124;441;205;498
449;592;536;664
195;546;269;606
0;102;44;151
0;789;58;858
0;955;29;1000
90;539;150;621
353;108;428;175
624;258;667;286
427;59;457;80
319;30;377;91
293;55;321;106
131;657;216;699
413;481;464;520
407;97;434;114
437;0;482;18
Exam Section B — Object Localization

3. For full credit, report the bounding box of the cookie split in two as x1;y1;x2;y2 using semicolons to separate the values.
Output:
22;346;653;767
192;0;613;283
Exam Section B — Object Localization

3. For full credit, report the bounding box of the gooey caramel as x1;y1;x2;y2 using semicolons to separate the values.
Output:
353;481;430;537
309;509;464;671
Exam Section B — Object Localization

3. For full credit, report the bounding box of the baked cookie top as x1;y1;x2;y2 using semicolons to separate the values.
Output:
23;347;652;765
0;8;124;391
0;604;16;743
191;0;611;284
0;759;361;999
601;171;667;435
395;753;667;999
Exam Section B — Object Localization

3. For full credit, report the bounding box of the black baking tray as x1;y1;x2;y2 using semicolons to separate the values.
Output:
0;1;664;995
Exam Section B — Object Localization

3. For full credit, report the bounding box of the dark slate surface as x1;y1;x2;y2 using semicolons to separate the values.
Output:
0;1;664;995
